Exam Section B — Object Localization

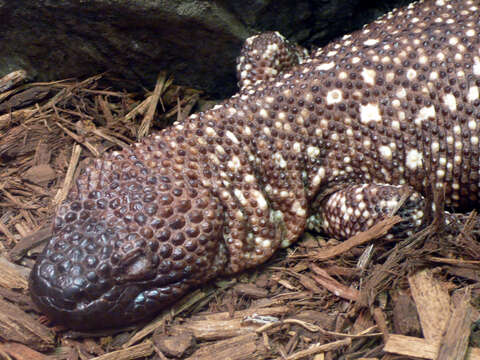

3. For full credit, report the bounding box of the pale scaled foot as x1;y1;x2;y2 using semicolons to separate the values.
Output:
307;184;427;239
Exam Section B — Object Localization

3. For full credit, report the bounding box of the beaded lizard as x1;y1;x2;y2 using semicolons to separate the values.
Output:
30;0;480;329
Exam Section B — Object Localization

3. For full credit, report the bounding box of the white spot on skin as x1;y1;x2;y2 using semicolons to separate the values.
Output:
292;200;306;217
326;89;343;105
227;156;241;171
225;131;239;144
234;189;248;206
449;37;459;46
293;142;301;153
474;57;480;76
415;105;436;126
307;146;320;158
468;86;479;102
316;62;335;71
396;88;407;98
406;68;417;81
443;93;457;111
273;153;287;168
363;38;379;46
360;103;382;124
361;68;376;86
469;120;477;131
245;174;255;183
252;190;268;210
259;108;268;118
205;127;216;137
406;149;423;170
312;167;326;187
379;145;392;160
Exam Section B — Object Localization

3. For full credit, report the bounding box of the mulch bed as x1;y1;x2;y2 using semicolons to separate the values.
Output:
0;69;480;360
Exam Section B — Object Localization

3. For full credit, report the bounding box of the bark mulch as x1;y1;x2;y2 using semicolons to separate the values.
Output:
1;69;480;360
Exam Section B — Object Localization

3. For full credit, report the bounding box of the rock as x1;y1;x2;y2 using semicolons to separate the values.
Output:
0;0;412;98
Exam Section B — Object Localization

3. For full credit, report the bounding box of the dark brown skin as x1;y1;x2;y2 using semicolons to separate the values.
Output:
30;0;480;329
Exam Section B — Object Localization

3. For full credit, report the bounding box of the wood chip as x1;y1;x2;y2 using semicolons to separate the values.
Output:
153;331;195;358
23;164;57;184
312;216;402;261
408;269;451;344
90;340;154;360
175;306;290;341
186;333;268;360
0;342;48;360
0;69;27;93
436;287;472;360
0;296;55;351
384;335;480;360
0;255;29;290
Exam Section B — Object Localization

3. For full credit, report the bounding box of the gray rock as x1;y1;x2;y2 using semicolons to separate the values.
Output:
0;0;413;97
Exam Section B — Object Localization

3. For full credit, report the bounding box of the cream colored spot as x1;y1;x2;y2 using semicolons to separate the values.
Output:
307;146;320;159
468;120;477;130
215;145;225;154
225;130;239;144
415;105;436;126
205;127;216;136
468;86;479;102
326;89;343;105
259;108;268;118
406;149;423;170
316;62;335;71
364;38;379;46
227;156;241;171
252;190;267;210
273;153;287;168
245;174;255;183
360;103;382;124
406;68;417;81
396;88;407;98
312;167;326;187
293;142;301;153
379;145;392;160
443;93;457;111
292;200;306;217
361;68;376;86
474;57;480;76
449;37;459;46
466;29;476;37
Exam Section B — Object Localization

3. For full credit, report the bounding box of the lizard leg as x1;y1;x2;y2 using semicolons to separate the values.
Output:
236;31;309;90
308;184;426;240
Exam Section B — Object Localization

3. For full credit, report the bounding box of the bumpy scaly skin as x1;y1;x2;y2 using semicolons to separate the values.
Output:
30;0;480;329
